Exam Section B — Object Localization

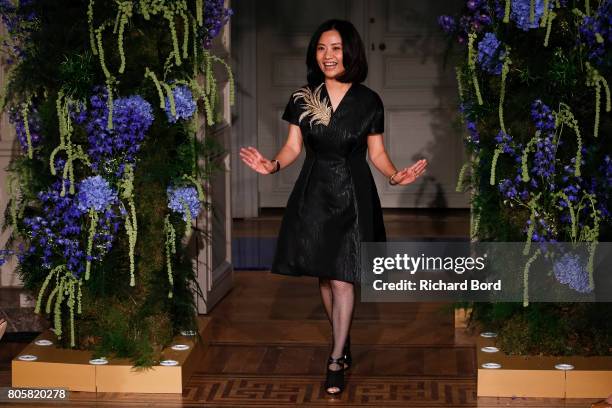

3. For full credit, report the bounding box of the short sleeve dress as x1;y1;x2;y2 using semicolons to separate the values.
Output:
271;82;387;283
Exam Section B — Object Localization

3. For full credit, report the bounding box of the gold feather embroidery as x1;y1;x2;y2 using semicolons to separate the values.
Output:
292;83;331;127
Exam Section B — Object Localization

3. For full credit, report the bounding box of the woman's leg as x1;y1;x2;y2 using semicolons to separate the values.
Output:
318;278;333;323
325;279;354;393
329;279;354;357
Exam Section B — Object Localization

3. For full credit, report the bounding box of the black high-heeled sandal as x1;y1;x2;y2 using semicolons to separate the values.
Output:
342;335;352;370
324;355;345;395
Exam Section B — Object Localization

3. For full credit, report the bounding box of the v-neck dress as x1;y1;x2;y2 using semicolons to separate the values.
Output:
271;82;387;283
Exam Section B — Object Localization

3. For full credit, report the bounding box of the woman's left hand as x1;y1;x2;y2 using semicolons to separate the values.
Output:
391;159;428;185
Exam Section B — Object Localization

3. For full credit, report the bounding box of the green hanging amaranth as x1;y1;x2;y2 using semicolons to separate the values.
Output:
164;215;176;299
499;49;511;134
523;193;542;255
84;208;99;281
544;11;556;47
120;165;138;286
489;146;503;186
521;131;540;182
522;248;541;307
467;32;483;106
585;62;612;138
554;103;583;177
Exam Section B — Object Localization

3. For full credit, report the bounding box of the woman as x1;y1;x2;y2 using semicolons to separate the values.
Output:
240;19;427;395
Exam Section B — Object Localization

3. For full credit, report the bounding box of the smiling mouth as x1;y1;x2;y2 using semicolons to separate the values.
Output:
323;62;338;69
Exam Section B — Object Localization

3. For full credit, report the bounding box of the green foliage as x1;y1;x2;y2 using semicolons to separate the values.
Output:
2;0;232;366
470;303;612;356
445;0;612;356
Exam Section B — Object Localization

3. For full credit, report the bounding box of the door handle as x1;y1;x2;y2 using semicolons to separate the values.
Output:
378;42;386;51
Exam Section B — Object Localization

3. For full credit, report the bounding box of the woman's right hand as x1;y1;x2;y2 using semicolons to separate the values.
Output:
240;146;276;174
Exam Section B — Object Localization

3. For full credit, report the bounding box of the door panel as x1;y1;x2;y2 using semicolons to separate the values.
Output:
367;0;467;208
196;2;234;313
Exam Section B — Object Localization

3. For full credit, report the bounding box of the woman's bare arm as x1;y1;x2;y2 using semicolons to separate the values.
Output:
367;134;428;185
240;124;303;174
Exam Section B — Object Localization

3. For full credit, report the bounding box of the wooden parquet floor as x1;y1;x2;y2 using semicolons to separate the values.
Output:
0;272;600;407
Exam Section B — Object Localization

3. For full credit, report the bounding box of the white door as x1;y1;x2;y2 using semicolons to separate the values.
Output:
195;0;234;313
0;22;20;287
255;0;467;208
367;0;467;208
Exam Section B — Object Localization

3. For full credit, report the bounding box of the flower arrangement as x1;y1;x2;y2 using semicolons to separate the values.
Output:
440;0;611;355
165;85;197;123
0;0;233;365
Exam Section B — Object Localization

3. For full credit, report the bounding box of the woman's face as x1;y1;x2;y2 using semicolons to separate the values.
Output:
316;29;345;80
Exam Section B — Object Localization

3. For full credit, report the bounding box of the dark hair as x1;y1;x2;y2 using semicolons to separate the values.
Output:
306;19;368;86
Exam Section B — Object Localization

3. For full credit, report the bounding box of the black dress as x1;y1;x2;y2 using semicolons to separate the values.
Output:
271;82;387;283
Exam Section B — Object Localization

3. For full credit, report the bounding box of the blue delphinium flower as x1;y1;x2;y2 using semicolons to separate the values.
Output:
553;253;592;293
438;15;456;33
593;155;612;217
511;0;548;31
23;182;121;275
477;32;506;75
165;85;197;123
578;0;611;66
77;176;118;212
495;130;518;155
0;249;14;266
439;0;493;44
530;100;556;179
9;105;43;154
77;88;153;176
199;0;233;49
0;0;38;63
465;120;480;147
167;186;201;221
